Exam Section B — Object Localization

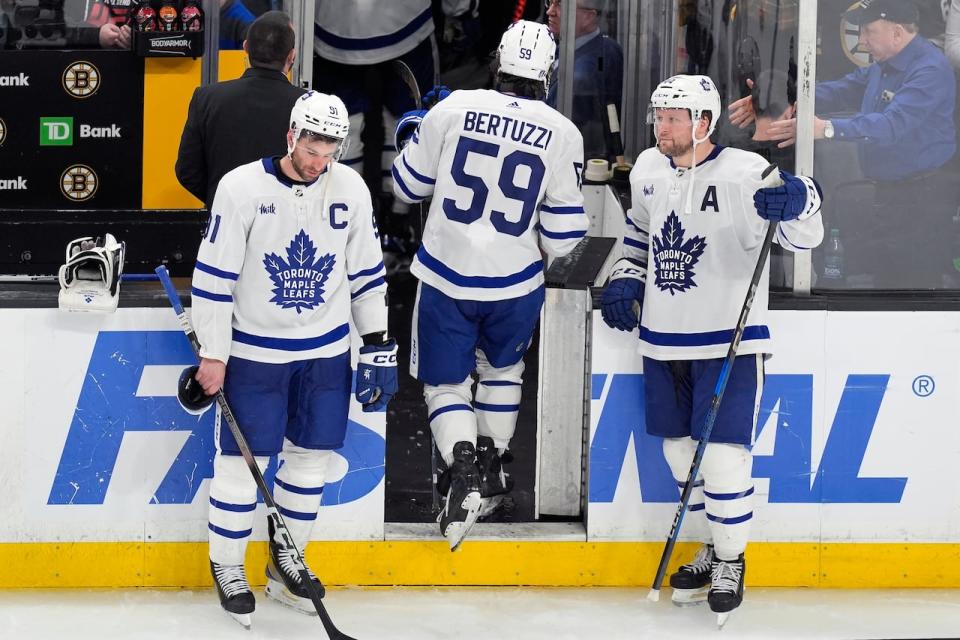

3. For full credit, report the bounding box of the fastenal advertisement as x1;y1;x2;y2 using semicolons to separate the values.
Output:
0;308;385;543
588;310;960;542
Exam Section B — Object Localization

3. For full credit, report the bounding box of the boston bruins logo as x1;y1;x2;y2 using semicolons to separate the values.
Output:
840;2;872;68
63;61;101;99
61;165;98;201
0;117;6;146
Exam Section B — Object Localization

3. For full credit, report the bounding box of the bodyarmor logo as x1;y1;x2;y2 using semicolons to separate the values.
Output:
61;164;98;201
63;61;101;98
652;211;706;295
0;117;6;145
0;72;29;86
264;229;335;313
0;177;27;190
259;203;276;215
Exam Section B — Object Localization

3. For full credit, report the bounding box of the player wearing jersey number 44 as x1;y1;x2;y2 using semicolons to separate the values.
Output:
601;75;823;625
392;20;589;551
187;90;395;629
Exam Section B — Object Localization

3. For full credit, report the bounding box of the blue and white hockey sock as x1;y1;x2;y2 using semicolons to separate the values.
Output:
273;443;331;551
662;437;708;543
475;353;525;449
208;452;268;566
701;443;754;560
424;377;476;466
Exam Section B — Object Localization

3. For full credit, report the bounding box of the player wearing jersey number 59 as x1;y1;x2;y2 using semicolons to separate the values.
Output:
601;75;823;619
189;90;396;627
392;20;589;551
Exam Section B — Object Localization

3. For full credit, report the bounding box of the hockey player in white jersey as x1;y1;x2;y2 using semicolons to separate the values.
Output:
391;20;589;551
187;91;397;628
600;75;823;619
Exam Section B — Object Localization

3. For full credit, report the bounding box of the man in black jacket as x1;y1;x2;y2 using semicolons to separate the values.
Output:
176;10;305;209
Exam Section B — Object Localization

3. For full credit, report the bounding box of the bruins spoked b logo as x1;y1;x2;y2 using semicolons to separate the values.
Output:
0;117;6;146
61;165;98;201
63;61;101;98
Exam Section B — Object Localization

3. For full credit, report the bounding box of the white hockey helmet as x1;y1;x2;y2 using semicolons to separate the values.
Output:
497;20;556;87
647;75;722;143
288;90;350;159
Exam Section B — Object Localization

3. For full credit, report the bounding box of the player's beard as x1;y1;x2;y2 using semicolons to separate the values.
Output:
658;137;693;157
290;152;321;182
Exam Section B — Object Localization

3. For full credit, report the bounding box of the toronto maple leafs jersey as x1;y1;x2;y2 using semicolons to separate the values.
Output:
392;89;589;301
314;0;434;65
191;158;387;365
623;145;823;360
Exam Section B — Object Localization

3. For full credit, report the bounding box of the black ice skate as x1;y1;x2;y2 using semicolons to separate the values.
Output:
210;560;255;629
265;518;325;615
476;436;514;519
437;440;482;551
709;554;746;628
668;543;714;606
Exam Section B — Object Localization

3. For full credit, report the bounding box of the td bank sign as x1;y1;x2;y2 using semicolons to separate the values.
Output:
40;117;121;146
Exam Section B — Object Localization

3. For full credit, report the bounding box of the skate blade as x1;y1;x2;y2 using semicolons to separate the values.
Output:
717;612;731;629
445;492;482;552
478;494;505;519
671;586;709;607
226;611;252;630
265;578;318;617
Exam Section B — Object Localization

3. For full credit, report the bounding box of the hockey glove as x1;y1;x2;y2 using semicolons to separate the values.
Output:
600;258;646;332
754;171;808;222
423;85;451;109
356;338;399;412
395;109;428;151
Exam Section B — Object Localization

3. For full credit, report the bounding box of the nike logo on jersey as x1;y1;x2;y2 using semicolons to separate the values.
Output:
652;212;707;295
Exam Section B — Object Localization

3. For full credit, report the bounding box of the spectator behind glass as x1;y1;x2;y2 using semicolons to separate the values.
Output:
947;0;960;69
82;0;132;49
175;11;306;209
730;0;959;288
219;0;255;50
545;0;624;162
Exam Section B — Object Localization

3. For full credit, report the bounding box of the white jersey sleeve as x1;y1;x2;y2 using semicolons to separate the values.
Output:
393;89;588;301
343;174;388;337
315;0;434;65
192;177;250;364
622;179;651;281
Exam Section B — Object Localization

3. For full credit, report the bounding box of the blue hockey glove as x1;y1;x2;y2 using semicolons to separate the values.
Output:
394;109;428;151
754;171;808;222
356;338;398;412
423;85;451;108
601;258;646;332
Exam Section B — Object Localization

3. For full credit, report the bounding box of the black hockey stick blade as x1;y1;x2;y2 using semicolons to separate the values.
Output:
154;266;359;640
393;59;421;109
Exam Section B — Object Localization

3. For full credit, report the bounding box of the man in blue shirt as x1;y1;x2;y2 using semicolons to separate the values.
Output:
730;0;960;288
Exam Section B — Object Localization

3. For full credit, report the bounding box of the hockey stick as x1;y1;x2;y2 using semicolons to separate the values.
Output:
154;266;358;640
392;59;421;109
646;164;781;603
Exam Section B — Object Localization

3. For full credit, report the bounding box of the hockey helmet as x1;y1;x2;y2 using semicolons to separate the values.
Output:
57;233;126;313
288;90;350;158
647;75;723;144
497;20;556;87
177;365;216;415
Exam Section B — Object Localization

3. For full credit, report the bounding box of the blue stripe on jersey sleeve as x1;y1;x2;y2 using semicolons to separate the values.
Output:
348;262;386;281
403;156;436;185
351;276;386;299
232;324;350;351
639;325;770;347
541;205;586;215
392;165;427;202
195;261;239;281
540;227;587;240
624;237;649;251
191;287;233;303
417;246;543;289
314;6;431;51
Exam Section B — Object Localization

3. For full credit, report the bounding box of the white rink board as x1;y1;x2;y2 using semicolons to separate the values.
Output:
588;310;960;542
0;308;385;543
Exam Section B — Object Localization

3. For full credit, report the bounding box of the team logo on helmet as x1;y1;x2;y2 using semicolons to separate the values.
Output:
63;61;101;99
60;164;98;201
263;229;336;313
0;117;6;146
652;212;707;295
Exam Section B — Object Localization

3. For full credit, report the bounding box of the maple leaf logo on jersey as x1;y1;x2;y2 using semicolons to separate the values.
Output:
652;212;706;295
263;230;335;313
